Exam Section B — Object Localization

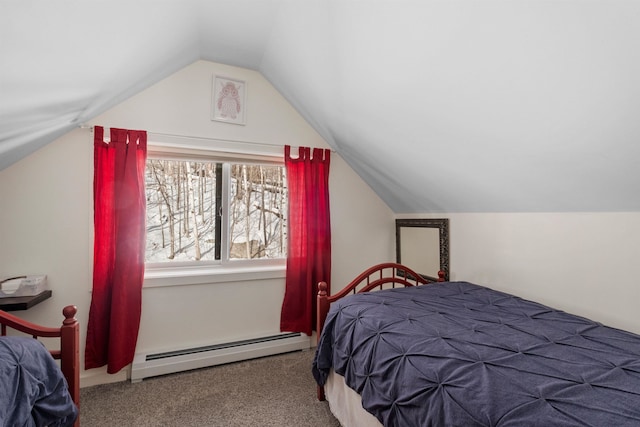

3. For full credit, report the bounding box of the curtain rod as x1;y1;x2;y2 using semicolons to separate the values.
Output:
78;125;335;152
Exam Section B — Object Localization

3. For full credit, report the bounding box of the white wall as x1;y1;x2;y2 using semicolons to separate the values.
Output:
0;60;395;386
400;213;640;335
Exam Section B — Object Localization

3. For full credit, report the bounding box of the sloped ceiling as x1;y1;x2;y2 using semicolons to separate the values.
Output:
2;0;640;213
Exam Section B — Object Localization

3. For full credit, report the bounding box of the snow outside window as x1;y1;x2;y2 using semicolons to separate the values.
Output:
145;157;287;268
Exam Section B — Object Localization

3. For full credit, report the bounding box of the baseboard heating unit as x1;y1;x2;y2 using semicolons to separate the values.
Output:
130;332;310;382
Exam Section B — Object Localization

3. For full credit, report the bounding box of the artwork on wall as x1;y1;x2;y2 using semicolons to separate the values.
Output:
211;75;246;125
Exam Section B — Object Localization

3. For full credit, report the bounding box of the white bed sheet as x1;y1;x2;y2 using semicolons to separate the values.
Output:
325;369;382;427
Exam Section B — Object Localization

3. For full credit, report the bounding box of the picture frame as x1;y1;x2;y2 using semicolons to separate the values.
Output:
211;75;247;125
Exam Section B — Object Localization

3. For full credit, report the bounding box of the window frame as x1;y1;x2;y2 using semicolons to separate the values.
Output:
143;139;287;288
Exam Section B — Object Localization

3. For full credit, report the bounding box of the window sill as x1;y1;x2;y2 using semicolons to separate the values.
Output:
143;263;286;288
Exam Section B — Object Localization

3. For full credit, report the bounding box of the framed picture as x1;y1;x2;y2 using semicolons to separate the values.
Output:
211;75;246;125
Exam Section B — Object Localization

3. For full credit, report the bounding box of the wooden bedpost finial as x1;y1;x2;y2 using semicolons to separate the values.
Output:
437;270;446;282
62;305;78;325
318;281;328;297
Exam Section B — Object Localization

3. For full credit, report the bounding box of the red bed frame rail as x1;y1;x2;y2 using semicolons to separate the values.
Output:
0;305;80;427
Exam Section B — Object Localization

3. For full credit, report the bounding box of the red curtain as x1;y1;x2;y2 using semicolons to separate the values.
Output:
280;145;331;335
85;126;147;373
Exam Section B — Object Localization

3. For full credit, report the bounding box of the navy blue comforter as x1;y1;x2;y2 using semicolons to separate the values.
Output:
0;337;78;427
312;282;640;427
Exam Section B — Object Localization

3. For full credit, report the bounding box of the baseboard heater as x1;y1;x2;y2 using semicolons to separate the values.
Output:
130;332;310;382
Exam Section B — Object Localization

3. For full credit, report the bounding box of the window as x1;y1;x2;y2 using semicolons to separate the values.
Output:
145;155;287;267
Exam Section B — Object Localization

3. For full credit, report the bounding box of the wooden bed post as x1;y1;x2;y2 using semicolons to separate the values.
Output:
317;281;330;344
317;281;330;401
60;305;80;426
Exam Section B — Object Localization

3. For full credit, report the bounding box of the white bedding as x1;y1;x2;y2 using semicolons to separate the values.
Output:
325;369;382;427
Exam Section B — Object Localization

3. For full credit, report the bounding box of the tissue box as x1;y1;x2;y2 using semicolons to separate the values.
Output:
0;275;48;298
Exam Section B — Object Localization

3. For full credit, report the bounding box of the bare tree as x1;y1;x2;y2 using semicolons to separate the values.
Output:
185;162;201;260
150;160;176;259
243;165;251;258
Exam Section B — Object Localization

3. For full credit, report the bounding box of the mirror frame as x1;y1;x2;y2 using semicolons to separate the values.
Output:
395;218;450;281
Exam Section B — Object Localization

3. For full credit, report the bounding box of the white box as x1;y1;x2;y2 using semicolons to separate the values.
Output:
0;275;48;298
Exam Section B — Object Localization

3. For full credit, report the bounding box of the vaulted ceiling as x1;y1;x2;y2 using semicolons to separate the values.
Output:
2;1;640;213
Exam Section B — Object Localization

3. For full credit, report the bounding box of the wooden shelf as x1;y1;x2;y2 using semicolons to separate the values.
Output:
0;290;52;311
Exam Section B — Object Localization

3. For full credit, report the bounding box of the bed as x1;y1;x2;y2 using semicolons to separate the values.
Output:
0;305;80;427
312;263;640;427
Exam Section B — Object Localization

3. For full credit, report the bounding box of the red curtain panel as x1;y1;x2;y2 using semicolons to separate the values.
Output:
85;126;147;373
280;145;331;335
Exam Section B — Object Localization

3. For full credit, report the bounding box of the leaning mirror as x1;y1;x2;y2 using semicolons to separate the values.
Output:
395;218;449;281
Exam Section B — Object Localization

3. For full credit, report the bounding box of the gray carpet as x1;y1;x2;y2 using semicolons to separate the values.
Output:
80;350;340;426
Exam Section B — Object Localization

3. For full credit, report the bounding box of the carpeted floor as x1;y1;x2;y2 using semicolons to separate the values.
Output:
80;349;340;426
